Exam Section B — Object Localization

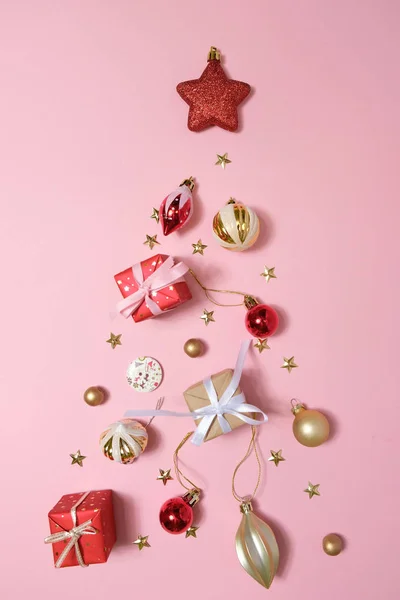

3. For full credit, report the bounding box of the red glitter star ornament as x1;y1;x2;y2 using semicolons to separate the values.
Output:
177;47;251;132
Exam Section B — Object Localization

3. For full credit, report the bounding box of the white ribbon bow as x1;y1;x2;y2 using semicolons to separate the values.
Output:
44;491;97;568
124;339;268;445
117;256;189;318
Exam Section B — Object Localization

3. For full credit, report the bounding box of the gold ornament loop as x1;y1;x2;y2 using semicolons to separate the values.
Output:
232;426;262;504
189;269;250;307
173;431;201;494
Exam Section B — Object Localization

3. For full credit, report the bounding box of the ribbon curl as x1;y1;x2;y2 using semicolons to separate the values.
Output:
125;339;268;445
117;256;189;318
44;491;97;568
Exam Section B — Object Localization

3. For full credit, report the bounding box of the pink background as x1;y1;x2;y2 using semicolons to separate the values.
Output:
1;1;399;598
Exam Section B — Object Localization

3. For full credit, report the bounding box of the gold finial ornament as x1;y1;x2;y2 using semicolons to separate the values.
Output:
208;46;221;61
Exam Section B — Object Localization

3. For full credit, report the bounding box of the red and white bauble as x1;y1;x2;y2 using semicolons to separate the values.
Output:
159;177;195;236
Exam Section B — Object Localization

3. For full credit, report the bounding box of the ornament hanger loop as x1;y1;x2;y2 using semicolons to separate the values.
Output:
232;426;262;504
189;269;249;307
290;398;299;408
173;431;201;493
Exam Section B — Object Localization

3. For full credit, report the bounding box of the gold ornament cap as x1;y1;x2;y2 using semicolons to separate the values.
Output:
182;488;201;507
291;400;306;416
227;197;236;205
208;46;221;61
180;176;195;191
240;500;253;514
244;295;259;310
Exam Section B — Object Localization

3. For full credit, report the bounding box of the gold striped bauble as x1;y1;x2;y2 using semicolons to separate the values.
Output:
212;199;260;251
99;419;148;465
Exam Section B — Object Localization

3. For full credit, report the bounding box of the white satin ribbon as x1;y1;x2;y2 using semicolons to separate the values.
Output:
117;256;189;318
44;491;97;568
124;340;268;445
101;421;148;462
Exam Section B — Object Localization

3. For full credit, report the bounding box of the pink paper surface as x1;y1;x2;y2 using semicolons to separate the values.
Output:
1;2;399;599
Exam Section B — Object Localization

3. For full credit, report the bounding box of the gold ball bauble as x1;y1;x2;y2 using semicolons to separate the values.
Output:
322;534;343;556
292;403;330;447
184;338;204;358
83;386;105;407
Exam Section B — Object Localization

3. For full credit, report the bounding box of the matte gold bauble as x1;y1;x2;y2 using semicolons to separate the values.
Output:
184;338;204;358
83;386;105;406
291;401;330;447
322;534;343;556
212;199;260;251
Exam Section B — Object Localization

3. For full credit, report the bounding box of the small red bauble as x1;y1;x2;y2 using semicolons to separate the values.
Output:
159;496;193;534
159;178;194;236
244;297;279;339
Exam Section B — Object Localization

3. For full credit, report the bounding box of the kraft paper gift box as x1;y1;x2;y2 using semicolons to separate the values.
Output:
183;368;252;442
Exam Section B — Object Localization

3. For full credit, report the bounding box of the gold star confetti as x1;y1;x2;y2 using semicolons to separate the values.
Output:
304;482;320;499
192;239;207;255
150;208;160;223
143;234;160;250
281;356;298;373
268;449;285;467
260;266;277;283
215;153;231;169
254;338;270;353
70;450;86;467
106;333;122;349
200;309;215;325
185;526;199;538
133;535;151;550
157;468;173;486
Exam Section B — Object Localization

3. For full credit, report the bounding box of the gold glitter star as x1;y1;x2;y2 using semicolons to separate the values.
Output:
192;239;207;255
70;450;86;467
157;468;173;486
185;526;199;538
143;234;160;250
133;535;150;550
215;153;231;169
260;266;277;283
200;309;215;325
304;482;320;499
254;339;270;353
106;333;122;349
268;449;285;467
281;356;298;373
150;208;160;224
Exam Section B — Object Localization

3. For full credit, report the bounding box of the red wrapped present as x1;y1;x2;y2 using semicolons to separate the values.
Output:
45;490;116;568
115;254;192;322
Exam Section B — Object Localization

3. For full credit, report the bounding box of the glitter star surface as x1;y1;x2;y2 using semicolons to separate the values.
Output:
157;469;173;486
144;234;160;250
281;356;298;373
260;266;277;283
192;239;207;255
254;339;270;353
304;482;320;499
268;450;285;467
150;208;160;224
70;450;86;467
133;535;151;550
200;309;215;325
185;526;199;538
215;153;231;169
176;52;250;132
106;333;122;349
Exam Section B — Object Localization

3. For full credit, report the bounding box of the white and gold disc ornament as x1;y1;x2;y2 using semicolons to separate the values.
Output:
212;199;260;251
100;419;148;464
126;356;163;392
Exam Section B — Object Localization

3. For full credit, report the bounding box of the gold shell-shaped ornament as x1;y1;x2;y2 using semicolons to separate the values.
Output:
212;200;260;251
236;502;279;589
99;418;148;465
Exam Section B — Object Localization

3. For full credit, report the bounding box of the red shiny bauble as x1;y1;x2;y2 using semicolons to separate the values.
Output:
159;181;194;236
245;304;279;338
159;496;193;534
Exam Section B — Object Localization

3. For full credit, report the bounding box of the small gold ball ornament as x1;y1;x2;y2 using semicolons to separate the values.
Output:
291;400;330;447
212;199;260;251
184;338;204;358
83;386;105;406
322;534;343;556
